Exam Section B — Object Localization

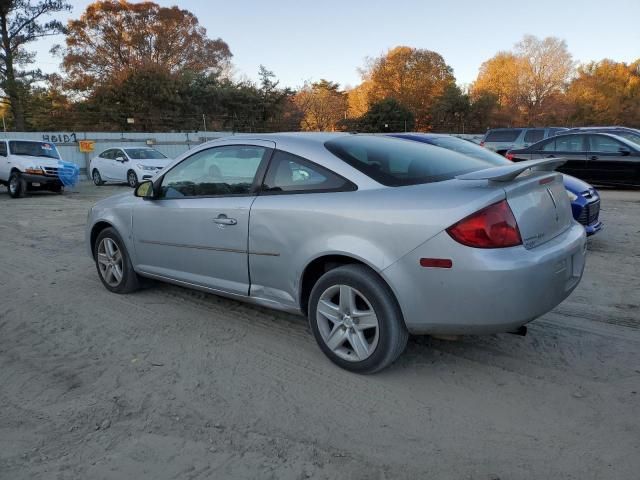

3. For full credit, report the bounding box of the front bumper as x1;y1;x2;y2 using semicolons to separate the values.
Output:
21;173;63;186
382;222;587;335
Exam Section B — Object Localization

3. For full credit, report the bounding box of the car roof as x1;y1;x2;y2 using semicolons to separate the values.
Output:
567;126;640;133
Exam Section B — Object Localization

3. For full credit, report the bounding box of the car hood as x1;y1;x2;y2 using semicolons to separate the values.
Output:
562;174;594;194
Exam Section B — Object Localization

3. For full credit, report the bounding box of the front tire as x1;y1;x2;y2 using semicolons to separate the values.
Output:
92;169;104;186
49;184;64;194
127;170;138;188
8;171;27;198
308;264;408;374
94;227;140;294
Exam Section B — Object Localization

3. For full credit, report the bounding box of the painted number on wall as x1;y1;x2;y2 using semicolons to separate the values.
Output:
42;133;78;143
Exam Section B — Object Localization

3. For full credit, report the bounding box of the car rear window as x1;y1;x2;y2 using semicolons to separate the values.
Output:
524;129;545;143
484;129;522;142
324;135;495;187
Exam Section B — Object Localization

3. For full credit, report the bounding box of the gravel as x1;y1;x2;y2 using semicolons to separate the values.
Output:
0;183;639;479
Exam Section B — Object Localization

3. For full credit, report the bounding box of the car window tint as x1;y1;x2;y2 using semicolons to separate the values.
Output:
524;129;545;143
100;149;114;159
590;135;624;153
113;150;125;160
541;139;556;151
484;129;522;142
0;142;6;156
263;150;352;193
555;135;585;152
161;145;268;198
325;135;494;187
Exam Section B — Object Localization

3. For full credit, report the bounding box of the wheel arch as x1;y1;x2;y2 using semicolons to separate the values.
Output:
298;253;405;324
90;221;115;256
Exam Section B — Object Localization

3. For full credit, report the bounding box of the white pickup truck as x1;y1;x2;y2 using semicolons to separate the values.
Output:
0;139;76;198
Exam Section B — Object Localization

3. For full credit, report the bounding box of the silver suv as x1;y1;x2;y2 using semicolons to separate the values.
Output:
481;127;567;155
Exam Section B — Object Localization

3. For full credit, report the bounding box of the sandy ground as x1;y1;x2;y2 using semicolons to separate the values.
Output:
0;182;639;480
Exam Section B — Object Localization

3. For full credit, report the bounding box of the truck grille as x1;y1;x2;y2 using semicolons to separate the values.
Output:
578;199;600;226
42;166;76;178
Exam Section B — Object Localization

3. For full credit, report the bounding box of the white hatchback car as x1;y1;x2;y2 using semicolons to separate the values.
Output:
90;147;171;188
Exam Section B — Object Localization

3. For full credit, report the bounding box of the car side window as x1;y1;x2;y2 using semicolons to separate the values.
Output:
160;145;269;198
0;142;7;157
524;129;545;144
541;139;556;152
589;135;625;153
262;150;354;194
554;135;585;152
100;149;113;159
113;150;126;161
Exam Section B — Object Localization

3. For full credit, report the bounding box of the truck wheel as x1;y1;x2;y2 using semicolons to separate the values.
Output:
50;184;64;194
8;172;27;198
92;169;104;186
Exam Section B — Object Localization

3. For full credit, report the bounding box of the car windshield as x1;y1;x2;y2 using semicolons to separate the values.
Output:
427;137;510;166
9;141;60;159
325;135;495;187
125;148;167;160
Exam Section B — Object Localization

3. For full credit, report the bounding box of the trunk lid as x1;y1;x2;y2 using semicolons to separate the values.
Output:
457;158;573;249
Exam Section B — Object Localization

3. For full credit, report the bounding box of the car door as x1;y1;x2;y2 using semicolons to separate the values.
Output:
97;149;117;179
584;134;638;186
531;135;588;179
0;141;9;181
110;149;128;181
131;142;274;295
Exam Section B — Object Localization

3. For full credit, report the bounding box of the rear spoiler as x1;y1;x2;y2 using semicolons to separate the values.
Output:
456;157;566;182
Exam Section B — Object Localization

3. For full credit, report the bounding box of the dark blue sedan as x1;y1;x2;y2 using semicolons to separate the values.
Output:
388;133;603;236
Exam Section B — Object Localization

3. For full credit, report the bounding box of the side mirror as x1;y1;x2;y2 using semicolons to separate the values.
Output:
135;180;155;199
115;156;126;162
619;147;631;156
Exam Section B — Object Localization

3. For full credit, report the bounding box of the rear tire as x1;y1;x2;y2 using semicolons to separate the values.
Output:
127;170;138;188
8;171;27;198
308;264;408;374
92;169;104;186
50;184;64;194
94;227;140;294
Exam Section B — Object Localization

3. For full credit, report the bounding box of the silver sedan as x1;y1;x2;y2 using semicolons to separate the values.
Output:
86;133;586;373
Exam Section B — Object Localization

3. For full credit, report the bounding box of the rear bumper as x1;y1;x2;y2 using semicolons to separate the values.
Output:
382;223;587;335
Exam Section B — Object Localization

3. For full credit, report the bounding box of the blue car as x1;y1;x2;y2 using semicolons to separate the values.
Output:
388;133;603;236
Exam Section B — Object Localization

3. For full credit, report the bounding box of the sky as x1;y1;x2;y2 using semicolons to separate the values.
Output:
34;0;640;89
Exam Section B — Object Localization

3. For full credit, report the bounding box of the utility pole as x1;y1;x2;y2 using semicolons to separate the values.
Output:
202;114;207;132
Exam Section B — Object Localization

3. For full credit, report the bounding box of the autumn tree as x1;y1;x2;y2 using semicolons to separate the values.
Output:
567;59;640;126
472;36;574;125
360;46;455;129
62;0;231;91
0;0;71;130
430;84;470;132
346;98;414;132
293;79;347;131
515;35;574;123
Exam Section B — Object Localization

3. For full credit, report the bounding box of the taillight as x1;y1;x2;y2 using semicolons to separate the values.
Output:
446;200;522;248
505;152;514;161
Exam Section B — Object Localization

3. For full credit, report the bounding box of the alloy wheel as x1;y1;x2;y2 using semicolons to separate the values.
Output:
316;284;379;362
127;171;137;187
97;237;124;287
9;176;17;195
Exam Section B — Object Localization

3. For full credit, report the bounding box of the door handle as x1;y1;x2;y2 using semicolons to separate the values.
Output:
213;214;237;226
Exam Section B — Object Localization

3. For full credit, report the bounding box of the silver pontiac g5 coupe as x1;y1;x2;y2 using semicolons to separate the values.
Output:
86;133;586;373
